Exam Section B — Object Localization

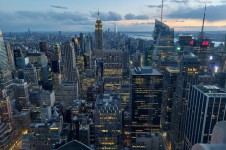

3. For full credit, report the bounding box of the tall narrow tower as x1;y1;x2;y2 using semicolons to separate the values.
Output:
95;11;103;50
0;30;12;87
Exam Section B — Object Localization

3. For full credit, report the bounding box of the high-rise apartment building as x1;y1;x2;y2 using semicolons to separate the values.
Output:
131;67;163;144
184;85;226;150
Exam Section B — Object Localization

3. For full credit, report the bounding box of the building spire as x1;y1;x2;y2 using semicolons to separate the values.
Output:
97;9;100;20
161;0;164;22
200;0;207;39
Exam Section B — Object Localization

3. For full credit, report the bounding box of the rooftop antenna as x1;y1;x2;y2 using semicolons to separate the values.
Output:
161;0;164;22
200;0;207;39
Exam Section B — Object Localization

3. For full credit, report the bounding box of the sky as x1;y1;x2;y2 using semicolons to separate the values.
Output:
0;0;226;32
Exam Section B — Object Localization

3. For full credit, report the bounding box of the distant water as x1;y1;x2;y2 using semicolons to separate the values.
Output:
126;32;223;47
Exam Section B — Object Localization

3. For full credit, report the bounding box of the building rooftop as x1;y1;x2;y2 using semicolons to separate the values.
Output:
95;94;121;108
131;67;162;76
57;140;91;150
195;85;226;95
166;67;180;73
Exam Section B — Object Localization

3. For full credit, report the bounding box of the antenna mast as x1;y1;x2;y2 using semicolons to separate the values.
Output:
201;0;207;39
161;0;164;22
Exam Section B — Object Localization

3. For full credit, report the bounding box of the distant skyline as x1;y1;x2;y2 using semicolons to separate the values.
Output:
0;0;226;32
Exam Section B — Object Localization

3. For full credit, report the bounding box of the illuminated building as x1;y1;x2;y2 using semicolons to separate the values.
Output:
189;37;214;72
95;11;103;50
161;67;179;132
168;53;200;150
184;85;226;150
94;94;122;150
152;19;174;64
96;49;124;93
131;67;163;144
178;34;193;51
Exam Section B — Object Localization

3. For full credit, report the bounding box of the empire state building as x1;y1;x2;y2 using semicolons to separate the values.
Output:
95;11;103;50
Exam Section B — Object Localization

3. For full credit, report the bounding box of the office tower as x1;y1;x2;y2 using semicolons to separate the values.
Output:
189;37;214;72
169;53;200;150
41;90;55;107
29;88;41;107
0;30;12;87
114;24;118;34
225;35;226;51
5;42;15;68
80;32;85;54
0;89;12;123
184;85;226;150
24;63;39;87
94;94;122;150
52;43;61;73
131;67;163;144
13;49;24;68
30;123;52;150
161;67;179;131
39;42;48;53
14;80;30;111
79;124;90;146
55;81;78;106
152;19;174;64
178;34;193;51
62;42;77;81
95;12;103;50
101;49;124;93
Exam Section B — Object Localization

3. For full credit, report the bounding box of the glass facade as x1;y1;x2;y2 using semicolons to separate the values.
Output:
0;31;12;86
131;67;163;144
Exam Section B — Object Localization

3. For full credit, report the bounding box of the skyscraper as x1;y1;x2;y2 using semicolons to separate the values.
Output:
168;53;200;150
95;12;103;50
94;94;122;150
0;30;12;87
62;42;77;81
152;19;174;64
161;67;179;131
184;85;226;150
131;67;163;144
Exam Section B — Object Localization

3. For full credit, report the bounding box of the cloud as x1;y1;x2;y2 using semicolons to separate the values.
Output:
91;11;122;21
124;13;149;20
15;10;88;21
170;0;189;3
50;5;68;10
145;5;163;8
167;5;226;21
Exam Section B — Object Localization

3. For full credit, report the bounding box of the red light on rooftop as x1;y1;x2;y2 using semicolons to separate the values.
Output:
190;40;194;46
202;40;209;46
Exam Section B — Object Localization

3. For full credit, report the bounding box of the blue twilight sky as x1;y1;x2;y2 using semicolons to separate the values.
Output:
0;0;226;32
